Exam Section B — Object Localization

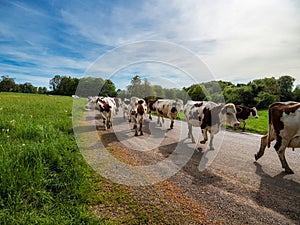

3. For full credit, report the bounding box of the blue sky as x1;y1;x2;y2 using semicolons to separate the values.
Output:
1;0;300;90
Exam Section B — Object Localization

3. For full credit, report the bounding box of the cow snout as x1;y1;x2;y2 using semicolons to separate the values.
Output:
233;122;240;128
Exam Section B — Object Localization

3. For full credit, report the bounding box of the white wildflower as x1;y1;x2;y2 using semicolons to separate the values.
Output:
22;144;26;146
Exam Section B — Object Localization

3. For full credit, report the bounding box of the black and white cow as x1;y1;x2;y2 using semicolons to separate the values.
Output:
255;101;300;174
152;99;184;129
235;105;259;131
130;99;147;136
184;101;240;149
95;97;116;130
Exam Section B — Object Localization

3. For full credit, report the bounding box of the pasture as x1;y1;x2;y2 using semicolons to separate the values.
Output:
0;92;270;224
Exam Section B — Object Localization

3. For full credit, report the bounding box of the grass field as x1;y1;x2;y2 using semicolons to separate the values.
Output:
0;92;269;224
0;92;102;224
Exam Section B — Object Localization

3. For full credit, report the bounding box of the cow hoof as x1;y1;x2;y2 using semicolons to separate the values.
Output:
135;133;138;136
254;154;259;161
200;140;206;144
140;132;143;136
285;169;294;174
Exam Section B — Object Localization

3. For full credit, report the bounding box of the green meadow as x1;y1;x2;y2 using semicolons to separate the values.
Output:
0;92;269;224
0;92;101;224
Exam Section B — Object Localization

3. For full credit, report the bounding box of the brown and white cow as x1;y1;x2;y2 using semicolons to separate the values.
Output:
130;99;147;136
235;105;259;131
95;97;115;130
184;101;240;149
152;99;184;129
255;101;300;174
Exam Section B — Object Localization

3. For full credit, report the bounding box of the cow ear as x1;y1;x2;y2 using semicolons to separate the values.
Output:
221;107;226;114
236;107;242;113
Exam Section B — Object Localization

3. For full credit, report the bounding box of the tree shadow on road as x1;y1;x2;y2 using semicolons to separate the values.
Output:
253;162;300;223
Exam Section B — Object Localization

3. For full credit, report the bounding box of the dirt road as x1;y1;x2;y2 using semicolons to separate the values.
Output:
81;110;300;224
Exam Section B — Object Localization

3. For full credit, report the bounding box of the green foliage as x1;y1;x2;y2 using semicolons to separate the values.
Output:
184;84;208;101
0;93;99;224
278;75;295;101
0;76;47;94
293;85;300;101
0;76;18;92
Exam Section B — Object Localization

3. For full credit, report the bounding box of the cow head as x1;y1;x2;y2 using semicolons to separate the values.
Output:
220;103;240;128
250;107;259;119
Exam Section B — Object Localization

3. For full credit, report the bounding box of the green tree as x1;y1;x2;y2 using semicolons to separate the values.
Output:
185;84;208;101
0;76;17;92
101;79;117;97
293;85;300;101
49;75;62;92
278;75;295;101
38;87;48;94
255;91;279;109
127;75;144;97
76;77;105;97
19;82;37;93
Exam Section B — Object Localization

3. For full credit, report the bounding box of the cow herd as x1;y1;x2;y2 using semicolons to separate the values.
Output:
85;96;299;174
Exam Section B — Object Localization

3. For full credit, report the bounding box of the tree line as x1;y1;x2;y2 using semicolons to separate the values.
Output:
0;76;48;94
1;74;299;109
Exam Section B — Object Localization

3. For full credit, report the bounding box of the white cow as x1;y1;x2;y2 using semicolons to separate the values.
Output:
130;99;147;136
255;101;300;174
95;96;116;130
122;98;131;121
184;101;240;149
152;99;184;129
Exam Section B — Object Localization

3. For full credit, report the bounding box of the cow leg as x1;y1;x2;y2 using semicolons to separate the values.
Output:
207;126;219;150
102;118;107;130
275;140;293;174
208;133;215;150
255;135;268;160
187;124;195;143
133;123;138;136
200;129;208;144
170;119;174;129
242;121;246;131
139;121;143;136
149;114;152;120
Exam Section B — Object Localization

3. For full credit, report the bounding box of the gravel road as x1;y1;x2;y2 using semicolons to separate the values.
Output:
80;110;300;224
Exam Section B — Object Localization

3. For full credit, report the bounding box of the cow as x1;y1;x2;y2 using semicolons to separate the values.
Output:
95;97;116;130
255;101;300;174
114;97;122;114
147;99;158;120
122;98;131;121
184;101;240;149
130;99;147;136
85;96;98;110
235;105;259;131
152;99;184;129
129;96;147;122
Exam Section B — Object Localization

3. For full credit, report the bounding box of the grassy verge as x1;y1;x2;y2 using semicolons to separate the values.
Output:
0;93;100;224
